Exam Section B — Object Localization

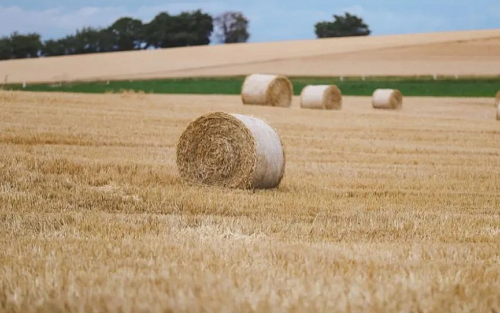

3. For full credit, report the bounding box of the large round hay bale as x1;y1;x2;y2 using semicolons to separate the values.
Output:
241;74;293;107
372;89;403;110
300;85;342;110
176;112;285;189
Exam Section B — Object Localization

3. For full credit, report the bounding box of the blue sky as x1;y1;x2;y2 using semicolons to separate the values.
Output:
1;0;499;42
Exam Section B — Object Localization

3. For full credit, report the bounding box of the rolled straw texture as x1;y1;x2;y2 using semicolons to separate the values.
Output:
241;74;293;107
372;89;403;110
176;112;285;189
300;85;342;110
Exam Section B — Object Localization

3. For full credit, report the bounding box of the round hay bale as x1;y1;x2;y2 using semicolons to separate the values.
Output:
372;89;403;110
300;85;342;110
241;74;293;107
496;90;500;106
497;104;500;121
176;112;285;189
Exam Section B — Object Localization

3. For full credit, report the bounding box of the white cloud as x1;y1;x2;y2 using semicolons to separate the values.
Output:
0;5;128;38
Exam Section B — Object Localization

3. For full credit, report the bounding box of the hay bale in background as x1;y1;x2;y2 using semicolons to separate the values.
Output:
372;89;403;110
300;85;342;110
241;74;293;107
176;112;285;189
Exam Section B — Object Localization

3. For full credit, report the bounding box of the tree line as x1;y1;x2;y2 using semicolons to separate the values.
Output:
0;11;369;61
0;10;250;60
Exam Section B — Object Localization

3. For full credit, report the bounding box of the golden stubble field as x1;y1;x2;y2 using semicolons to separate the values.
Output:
1;90;500;312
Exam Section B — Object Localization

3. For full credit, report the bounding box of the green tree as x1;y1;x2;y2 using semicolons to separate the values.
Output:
74;27;101;53
144;12;173;48
0;32;43;60
68;27;114;54
98;29;115;52
109;17;144;51
0;37;14;60
214;11;250;44
315;13;371;38
144;10;213;48
42;39;67;56
58;35;77;55
8;32;42;59
172;10;213;46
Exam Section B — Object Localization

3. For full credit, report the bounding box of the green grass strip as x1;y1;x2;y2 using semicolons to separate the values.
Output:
3;76;500;98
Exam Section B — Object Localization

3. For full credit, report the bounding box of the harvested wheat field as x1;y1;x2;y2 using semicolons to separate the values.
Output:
1;91;500;312
1;29;500;84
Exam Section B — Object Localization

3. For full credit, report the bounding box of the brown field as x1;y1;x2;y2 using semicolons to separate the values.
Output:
1;29;500;84
1;90;500;312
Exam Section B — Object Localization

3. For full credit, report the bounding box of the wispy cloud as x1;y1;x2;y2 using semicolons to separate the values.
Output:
0;5;128;38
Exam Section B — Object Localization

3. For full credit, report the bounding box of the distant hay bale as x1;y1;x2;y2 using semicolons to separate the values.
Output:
241;74;293;107
176;112;285;189
372;89;403;110
300;85;342;110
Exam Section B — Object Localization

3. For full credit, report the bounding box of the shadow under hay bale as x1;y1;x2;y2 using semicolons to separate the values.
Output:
300;85;342;110
241;74;293;107
176;112;285;189
372;89;403;110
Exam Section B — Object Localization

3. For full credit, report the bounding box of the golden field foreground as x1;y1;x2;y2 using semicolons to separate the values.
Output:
1;91;500;312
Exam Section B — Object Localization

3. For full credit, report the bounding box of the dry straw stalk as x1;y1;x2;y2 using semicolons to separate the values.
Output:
300;85;342;110
176;112;285;189
241;74;293;107
372;89;403;110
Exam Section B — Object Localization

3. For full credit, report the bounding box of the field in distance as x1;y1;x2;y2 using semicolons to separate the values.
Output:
1;29;500;83
1;91;499;312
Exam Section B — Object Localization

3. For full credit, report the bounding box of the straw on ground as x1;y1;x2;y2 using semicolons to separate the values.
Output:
1;91;500;312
